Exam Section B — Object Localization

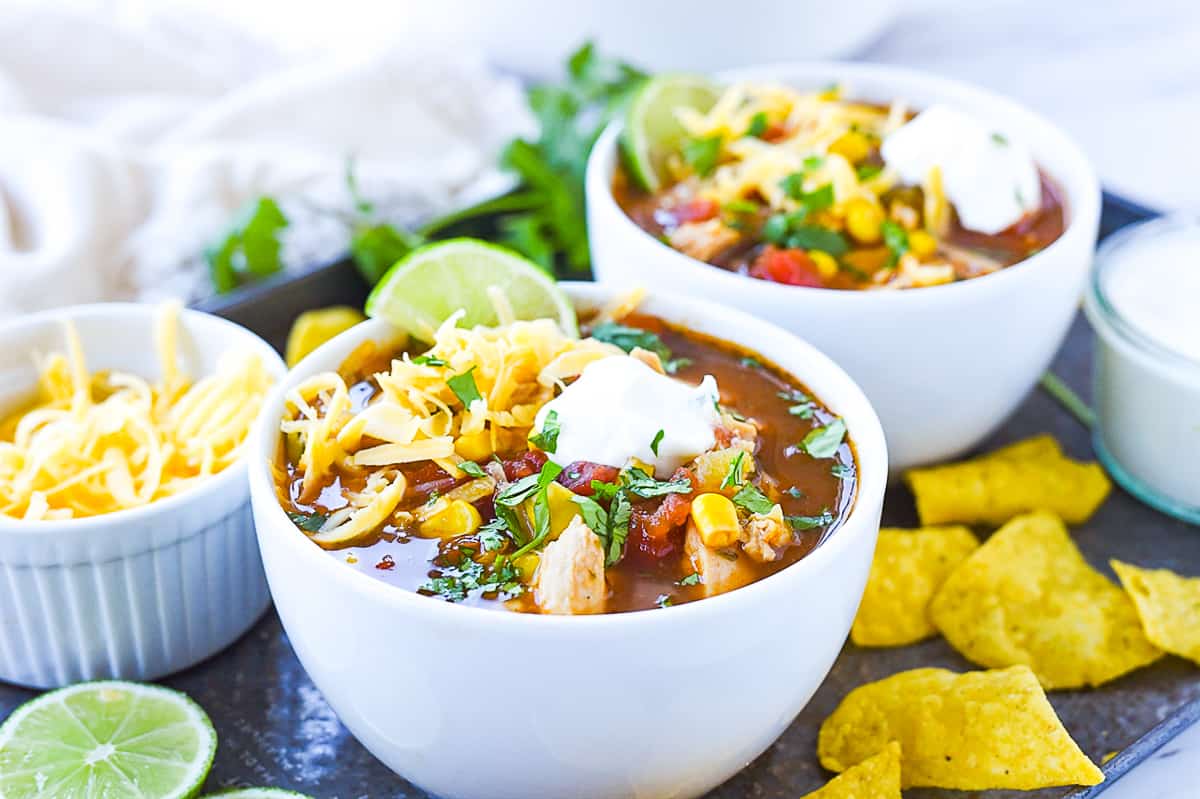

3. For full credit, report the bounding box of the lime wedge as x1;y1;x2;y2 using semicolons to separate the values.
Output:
206;790;314;798
621;74;720;193
0;681;217;799
365;238;578;340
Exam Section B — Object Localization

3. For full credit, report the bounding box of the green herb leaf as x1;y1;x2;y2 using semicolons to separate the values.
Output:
571;494;609;538
856;163;883;181
786;509;834;530
530;410;561;453
287;510;327;532
205;197;289;294
447;366;482;407
785;225;849;256
606;491;632;565
656;593;674;608
621;467;692;499
803;155;825;172
720;451;746;490
590;321;672;363
477;518;509;552
664;357;692;374
831;463;854;479
350;222;422;286
801;418;847;459
991;131;1009;146
740;356;761;368
744;111;768;138
677;572;702;586
881;220;909;267
650;429;665;456
509;462;566;559
785;486;805;499
589;479;620;501
723;199;760;215
732;483;775;515
460;461;487;478
411;354;448;367
682;135;723;177
762;213;790;244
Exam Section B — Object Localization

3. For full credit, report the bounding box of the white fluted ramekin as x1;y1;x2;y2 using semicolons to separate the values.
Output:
587;62;1101;472
0;304;285;689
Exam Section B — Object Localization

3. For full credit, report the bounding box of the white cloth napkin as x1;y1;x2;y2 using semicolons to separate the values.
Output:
0;6;534;315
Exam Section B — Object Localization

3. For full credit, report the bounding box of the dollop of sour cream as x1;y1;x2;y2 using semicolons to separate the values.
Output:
533;356;721;476
881;104;1041;235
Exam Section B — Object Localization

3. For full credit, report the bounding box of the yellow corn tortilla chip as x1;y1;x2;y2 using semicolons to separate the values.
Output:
802;742;901;799
817;665;1103;790
851;526;979;647
1112;560;1200;665
929;511;1161;688
906;434;1111;526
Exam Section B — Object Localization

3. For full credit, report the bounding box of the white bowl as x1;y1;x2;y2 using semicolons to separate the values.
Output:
587;62;1102;472
249;283;887;799
0;304;285;689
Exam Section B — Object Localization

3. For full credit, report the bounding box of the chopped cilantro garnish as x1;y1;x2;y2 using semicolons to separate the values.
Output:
744;111;768;138
779;388;816;419
991;131;1009;146
420;556;525;603
530;410;560;453
590;321;671;362
589;478;620;501
650;429;665;456
762;213;790;244
740;356;760;368
509;462;566;559
205;197;289;294
677;572;702;587
720;451;746;490
682;135;723;177
287;510;327;532
881;220;909;267
831;463;854;479
607;492;632;565
412;354;448;366
785;225;849;256
477;518;509;552
723;199;760;215
801;418;847;459
856;163;883;181
732;483;775;515
803;155;826;172
447;366;483;407
785;486;805;499
621;467;692;499
656;594;674;608
786;509;834;530
459;461;486;478
664;357;692;374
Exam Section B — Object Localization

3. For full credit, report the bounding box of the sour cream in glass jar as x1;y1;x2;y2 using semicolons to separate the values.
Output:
1085;215;1200;524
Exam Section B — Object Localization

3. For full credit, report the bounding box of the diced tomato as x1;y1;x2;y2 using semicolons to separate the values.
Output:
668;198;719;225
502;450;548;480
557;461;621;495
627;468;697;561
750;246;824;287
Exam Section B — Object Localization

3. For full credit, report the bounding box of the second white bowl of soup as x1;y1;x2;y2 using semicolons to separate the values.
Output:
249;283;886;799
587;62;1101;471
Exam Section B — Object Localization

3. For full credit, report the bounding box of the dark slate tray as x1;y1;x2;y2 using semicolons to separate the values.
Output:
4;193;1195;798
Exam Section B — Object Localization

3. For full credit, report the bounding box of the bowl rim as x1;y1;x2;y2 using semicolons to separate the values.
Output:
586;59;1101;302
249;281;888;628
0;302;286;537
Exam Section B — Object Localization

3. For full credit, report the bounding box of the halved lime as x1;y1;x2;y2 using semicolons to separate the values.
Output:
365;238;578;340
620;74;720;193
0;681;217;799
205;789;314;798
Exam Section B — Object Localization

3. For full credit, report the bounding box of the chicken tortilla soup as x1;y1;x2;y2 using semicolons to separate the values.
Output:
275;300;855;614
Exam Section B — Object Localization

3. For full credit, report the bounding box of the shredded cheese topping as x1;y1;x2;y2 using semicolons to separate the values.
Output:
0;305;273;521
283;313;622;537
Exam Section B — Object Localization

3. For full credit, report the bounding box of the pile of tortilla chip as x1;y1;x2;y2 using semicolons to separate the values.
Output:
810;433;1200;793
818;665;1103;790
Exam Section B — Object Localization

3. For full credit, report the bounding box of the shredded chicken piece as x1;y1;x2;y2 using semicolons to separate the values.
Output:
533;517;607;615
684;520;755;597
669;219;741;262
741;504;792;563
629;346;666;375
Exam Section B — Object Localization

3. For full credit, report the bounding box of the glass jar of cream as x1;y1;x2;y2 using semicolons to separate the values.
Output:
1085;215;1200;524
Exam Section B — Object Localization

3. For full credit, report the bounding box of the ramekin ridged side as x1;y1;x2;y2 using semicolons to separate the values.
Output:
0;304;285;690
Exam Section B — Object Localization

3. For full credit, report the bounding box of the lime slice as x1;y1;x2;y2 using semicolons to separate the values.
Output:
0;681;217;799
205;790;314;798
365;238;578;340
621;74;720;193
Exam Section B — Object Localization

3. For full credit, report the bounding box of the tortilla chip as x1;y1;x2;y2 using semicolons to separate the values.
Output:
1112;560;1200;665
817;665;1103;790
851;526;979;647
930;512;1161;688
802;742;901;798
906;434;1111;526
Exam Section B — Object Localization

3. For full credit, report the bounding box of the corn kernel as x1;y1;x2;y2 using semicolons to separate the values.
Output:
845;198;883;244
809;250;839;280
829;130;871;164
514;553;540;582
418;499;482;539
908;229;938;260
690;493;741;548
544;482;583;539
454;429;493;461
